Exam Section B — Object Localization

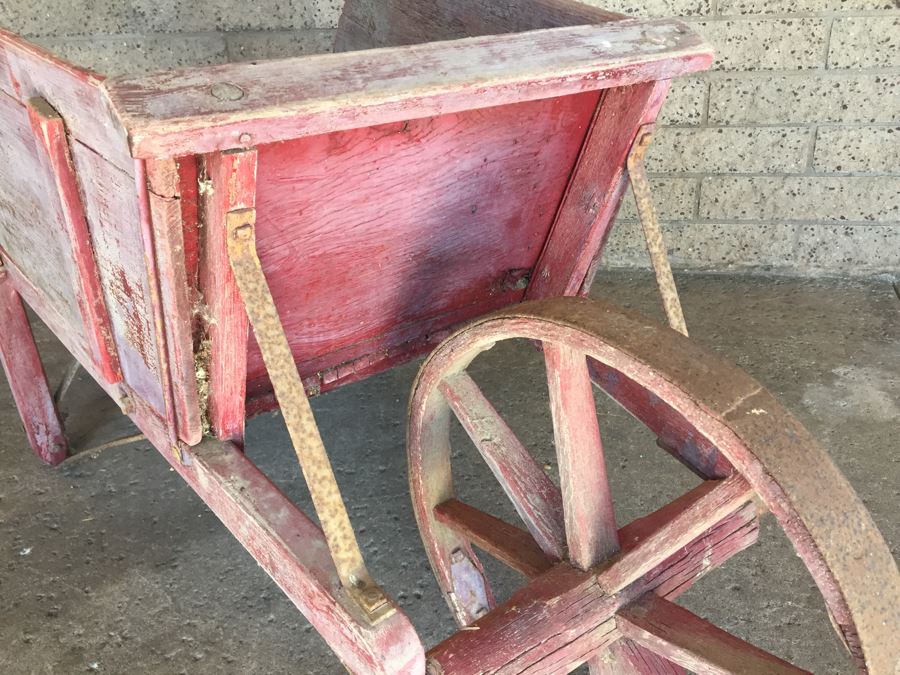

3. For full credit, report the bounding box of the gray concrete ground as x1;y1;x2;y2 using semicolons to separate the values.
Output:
0;271;897;674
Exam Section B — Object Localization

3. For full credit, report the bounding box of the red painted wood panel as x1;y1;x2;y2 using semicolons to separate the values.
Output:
0;90;89;354
145;159;202;444
199;150;257;443
0;31;166;425
0;29;131;171
70;143;166;414
246;93;599;398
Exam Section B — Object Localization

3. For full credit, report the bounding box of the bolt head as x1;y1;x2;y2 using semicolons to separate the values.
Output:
210;82;245;101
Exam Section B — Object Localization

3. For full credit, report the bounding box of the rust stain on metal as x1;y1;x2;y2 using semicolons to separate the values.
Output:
627;126;689;337
225;208;394;624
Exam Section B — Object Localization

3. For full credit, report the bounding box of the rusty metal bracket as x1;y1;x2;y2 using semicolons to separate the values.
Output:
627;126;689;337
225;208;394;625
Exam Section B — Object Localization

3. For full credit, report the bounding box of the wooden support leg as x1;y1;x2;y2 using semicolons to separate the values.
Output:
170;439;425;674
0;269;67;465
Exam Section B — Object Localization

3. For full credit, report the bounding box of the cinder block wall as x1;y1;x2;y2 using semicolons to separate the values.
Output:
2;1;898;276
595;0;900;276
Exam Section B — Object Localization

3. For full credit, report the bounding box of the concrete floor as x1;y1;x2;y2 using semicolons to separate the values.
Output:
0;271;897;674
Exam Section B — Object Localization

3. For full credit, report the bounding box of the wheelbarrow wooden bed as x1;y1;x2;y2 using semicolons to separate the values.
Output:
0;1;897;672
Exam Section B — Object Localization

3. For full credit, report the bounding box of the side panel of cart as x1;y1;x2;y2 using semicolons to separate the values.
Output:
0;32;175;457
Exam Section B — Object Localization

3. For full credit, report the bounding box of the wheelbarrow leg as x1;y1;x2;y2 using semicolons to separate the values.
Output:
0;265;67;465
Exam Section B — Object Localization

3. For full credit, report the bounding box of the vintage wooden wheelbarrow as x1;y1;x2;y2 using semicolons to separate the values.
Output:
0;1;897;672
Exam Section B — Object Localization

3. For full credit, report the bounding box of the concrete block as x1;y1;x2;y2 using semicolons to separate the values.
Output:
577;0;712;16
699;176;900;222
829;17;900;68
813;127;900;173
708;74;900;125
795;225;900;273
34;34;229;76
148;0;339;33
225;29;335;61
618;177;699;221
692;19;828;71
605;220;797;270
0;0;342;38
645;127;810;174
718;0;900;13
660;77;707;126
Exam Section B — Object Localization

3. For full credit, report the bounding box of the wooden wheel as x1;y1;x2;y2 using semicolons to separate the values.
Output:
408;297;899;674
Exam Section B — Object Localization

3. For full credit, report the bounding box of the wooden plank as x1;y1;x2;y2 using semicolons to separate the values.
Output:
26;97;122;386
544;342;617;569
70;142;167;415
334;0;625;51
545;340;659;673
199;149;257;444
145;158;203;445
135;159;179;442
103;20;713;158
439;372;566;559
0;29;132;171
527;80;672;299
427;503;759;674
0;269;67;465
599;474;753;594
176;156;202;294
0;90;87;348
434;499;554;579
617;595;810;675
589;358;732;479
164;439;425;674
245;92;598;400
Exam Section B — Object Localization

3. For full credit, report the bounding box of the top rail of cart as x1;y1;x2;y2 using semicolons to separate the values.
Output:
0;3;712;450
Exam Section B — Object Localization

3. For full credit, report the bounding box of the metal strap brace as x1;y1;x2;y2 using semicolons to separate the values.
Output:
627;127;689;337
225;208;394;625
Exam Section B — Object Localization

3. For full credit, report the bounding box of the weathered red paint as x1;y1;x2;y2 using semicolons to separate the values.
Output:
408;298;900;673
1;4;895;674
26;97;122;386
0;268;68;465
199;149;257;445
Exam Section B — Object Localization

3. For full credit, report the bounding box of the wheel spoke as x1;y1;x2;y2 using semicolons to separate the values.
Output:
588;358;731;480
434;499;554;578
440;372;566;559
591;640;687;674
544;342;617;569
428;500;760;674
599;474;754;593
546;344;686;673
617;595;811;674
